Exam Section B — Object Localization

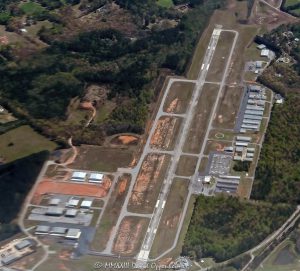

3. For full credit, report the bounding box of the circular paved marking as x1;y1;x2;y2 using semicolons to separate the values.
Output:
215;132;224;139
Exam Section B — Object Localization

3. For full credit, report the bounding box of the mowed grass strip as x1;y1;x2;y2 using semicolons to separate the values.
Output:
70;146;134;172
163;81;195;114
0;125;57;163
183;83;219;154
206;31;235;82
213;86;244;129
90;174;131;251
150;178;189;259
128;154;171;214
175;155;198;176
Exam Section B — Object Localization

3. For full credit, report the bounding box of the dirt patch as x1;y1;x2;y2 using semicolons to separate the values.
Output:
111;135;139;146
128;154;171;214
113;216;150;256
150;117;182;151
33;178;111;204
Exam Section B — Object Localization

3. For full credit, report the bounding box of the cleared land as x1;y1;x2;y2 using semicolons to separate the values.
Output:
128;154;171;214
112;216;150;257
32;179;111;204
163;81;195;114
70;146;134;172
91;174;131;251
213;86;244;129
206;31;235;82
150;179;189;259
175;155;198;176
150;116;182;151
0;125;57;163
183;84;219;154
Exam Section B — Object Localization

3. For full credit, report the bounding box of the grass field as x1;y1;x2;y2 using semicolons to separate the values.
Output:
208;129;235;141
156;0;174;8
163;81;195;114
70;146;134;172
206;31;235;82
20;2;45;15
183;83;219;154
91;174;131;251
213;86;244;129
0;125;57;163
150;179;189;259
199;157;209;173
176;155;198;176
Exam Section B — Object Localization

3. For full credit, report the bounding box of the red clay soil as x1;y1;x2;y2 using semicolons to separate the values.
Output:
32;179;109;203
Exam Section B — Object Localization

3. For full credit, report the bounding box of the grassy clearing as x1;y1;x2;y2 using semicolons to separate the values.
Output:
163;81;195;114
70;146;134;172
176;155;198;176
90;174;131;251
213;86;244;129
206;31;235;82
156;0;174;8
0;125;57;163
20;2;45;15
150;178;189;258
183;83;219;154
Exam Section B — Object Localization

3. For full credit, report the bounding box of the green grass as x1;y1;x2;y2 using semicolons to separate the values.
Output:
0;125;57;163
156;0;174;8
284;0;300;7
20;2;45;15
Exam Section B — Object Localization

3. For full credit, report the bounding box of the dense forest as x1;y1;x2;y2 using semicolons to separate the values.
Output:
252;23;300;204
0;0;225;145
0;151;49;240
183;196;294;262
